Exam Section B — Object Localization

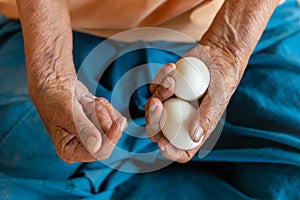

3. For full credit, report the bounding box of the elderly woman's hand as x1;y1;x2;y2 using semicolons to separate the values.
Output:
145;44;241;162
17;0;127;164
29;75;127;164
145;0;282;162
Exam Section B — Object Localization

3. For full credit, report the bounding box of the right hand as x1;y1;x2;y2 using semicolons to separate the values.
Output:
17;0;127;164
29;75;127;164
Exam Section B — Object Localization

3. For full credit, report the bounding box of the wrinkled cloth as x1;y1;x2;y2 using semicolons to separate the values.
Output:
0;0;300;199
0;0;224;41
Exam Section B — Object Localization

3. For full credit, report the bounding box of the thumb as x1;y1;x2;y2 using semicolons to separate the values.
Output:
188;109;204;143
188;64;228;144
73;100;102;154
188;92;225;144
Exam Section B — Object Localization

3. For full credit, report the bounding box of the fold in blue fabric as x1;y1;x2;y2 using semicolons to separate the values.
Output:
0;0;299;199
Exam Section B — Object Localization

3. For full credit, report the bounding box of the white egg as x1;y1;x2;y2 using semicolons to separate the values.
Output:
160;98;202;150
173;57;210;101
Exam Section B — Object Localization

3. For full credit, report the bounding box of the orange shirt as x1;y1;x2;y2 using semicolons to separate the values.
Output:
0;0;224;41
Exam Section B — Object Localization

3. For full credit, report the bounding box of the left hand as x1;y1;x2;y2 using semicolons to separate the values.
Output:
145;44;244;163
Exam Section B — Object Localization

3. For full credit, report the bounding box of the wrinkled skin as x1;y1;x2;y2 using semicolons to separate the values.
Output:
145;0;282;163
145;45;240;162
17;0;127;164
29;76;127;164
17;0;281;163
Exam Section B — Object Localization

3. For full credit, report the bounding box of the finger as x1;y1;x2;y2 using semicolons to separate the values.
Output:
150;63;176;93
94;117;127;160
157;137;194;163
188;92;225;145
188;66;227;144
79;96;112;133
152;76;175;102
73;100;102;154
54;127;96;163
105;117;127;144
95;97;123;121
188;111;204;143
89;97;124;133
145;98;164;142
94;103;113;133
78;93;96;116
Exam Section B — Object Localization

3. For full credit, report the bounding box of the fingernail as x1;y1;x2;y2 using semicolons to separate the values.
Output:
96;104;103;111
117;117;127;131
86;136;98;153
158;141;166;152
193;127;203;142
199;134;205;144
164;64;175;73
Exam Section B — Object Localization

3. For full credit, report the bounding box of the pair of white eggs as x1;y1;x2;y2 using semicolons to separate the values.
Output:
159;57;210;150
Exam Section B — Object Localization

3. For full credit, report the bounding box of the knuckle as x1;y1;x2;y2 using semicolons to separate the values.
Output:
204;111;214;125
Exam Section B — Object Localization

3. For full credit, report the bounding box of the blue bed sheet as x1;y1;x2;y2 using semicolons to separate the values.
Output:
0;0;299;199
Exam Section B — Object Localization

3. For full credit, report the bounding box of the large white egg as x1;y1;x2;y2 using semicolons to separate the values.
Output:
173;57;210;101
160;98;202;150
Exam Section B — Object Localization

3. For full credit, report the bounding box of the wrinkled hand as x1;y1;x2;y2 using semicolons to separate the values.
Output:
145;45;243;163
29;76;127;164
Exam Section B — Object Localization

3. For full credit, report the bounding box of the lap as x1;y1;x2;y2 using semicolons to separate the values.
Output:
1;13;300;172
0;1;300;197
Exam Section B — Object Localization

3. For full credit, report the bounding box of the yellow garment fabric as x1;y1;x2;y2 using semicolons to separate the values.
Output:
0;0;224;41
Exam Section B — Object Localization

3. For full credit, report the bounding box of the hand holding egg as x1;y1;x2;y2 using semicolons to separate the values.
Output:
160;57;210;150
145;56;210;154
146;43;246;162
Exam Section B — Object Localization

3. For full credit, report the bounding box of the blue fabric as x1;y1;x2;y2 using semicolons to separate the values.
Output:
0;0;300;199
